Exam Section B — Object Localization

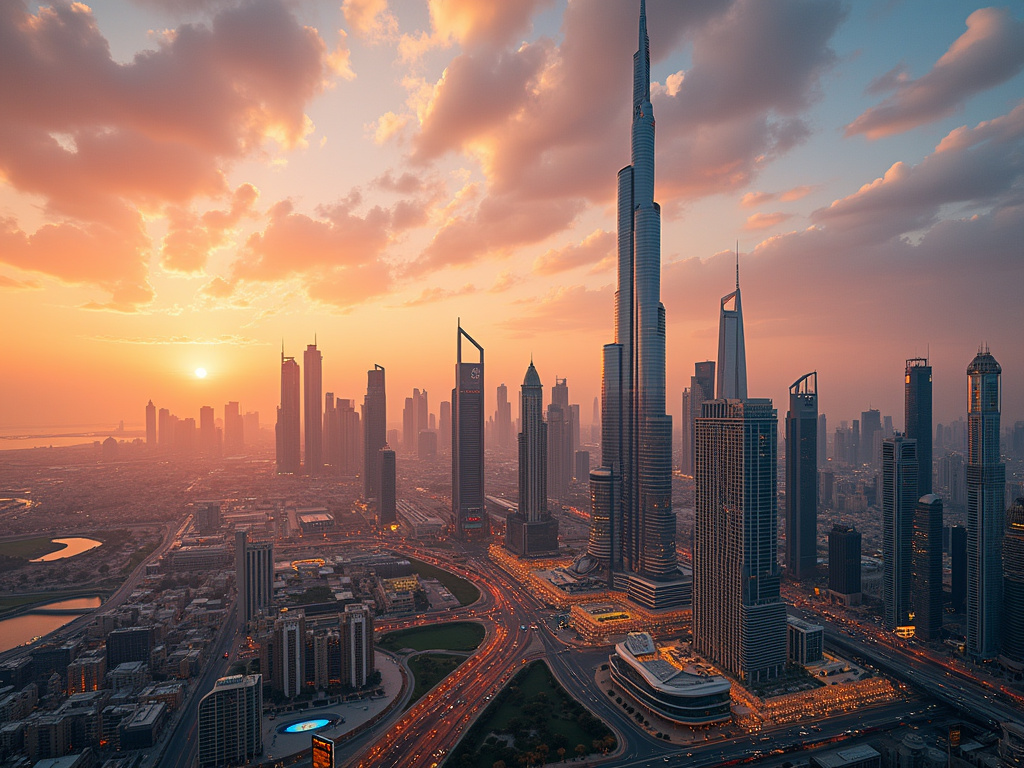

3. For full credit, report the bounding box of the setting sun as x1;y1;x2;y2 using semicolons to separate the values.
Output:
195;368;207;379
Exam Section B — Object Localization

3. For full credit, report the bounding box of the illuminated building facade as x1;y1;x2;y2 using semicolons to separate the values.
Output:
453;324;487;540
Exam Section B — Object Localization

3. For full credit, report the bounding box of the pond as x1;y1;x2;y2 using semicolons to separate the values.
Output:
30;537;103;562
0;597;102;653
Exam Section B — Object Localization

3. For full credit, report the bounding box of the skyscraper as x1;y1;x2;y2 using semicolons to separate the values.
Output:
145;400;156;445
235;530;273;627
1003;497;1024;662
158;407;172;449
224;401;243;453
379;445;396;529
785;372;818;581
341;603;375;689
362;365;386;501
402;395;415;453
951;524;967;613
828;524;862;604
197;674;262;768
339;398;361;476
453;324;487;540
547;403;569;502
506;361;558;556
817;413;828;466
496;383;512;451
324;392;340;472
303;342;322;473
905;358;933;495
882;435;918;632
276;351;300;474
200;405;217;454
589;1;680;608
682;361;715;475
861;409;881;469
966;346;1004;660
694;399;786;682
716;259;747;401
912;494;943;641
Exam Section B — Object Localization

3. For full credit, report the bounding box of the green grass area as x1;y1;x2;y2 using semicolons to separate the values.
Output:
0;537;66;560
124;541;158;573
0;589;108;617
378;621;485;653
403;556;479;606
0;595;51;613
292;585;335;605
448;661;615;768
406;653;466;709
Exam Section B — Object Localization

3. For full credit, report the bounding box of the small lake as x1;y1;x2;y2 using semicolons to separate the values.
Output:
30;538;103;562
0;597;102;653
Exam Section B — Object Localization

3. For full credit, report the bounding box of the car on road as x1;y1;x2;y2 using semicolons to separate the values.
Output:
223;652;230;659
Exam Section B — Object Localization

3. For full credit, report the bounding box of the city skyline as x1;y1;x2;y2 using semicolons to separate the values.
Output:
1;0;1022;433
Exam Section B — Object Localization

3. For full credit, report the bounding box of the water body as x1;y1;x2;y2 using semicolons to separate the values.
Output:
30;538;103;562
0;597;102;653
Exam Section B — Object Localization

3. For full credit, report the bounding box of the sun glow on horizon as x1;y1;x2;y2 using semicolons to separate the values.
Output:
195;368;207;379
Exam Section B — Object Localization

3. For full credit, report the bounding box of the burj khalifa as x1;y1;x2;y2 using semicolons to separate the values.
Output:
588;1;686;609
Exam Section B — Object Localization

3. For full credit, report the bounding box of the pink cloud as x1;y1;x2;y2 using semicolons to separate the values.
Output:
846;7;1024;139
743;212;794;231
160;183;259;274
499;284;613;338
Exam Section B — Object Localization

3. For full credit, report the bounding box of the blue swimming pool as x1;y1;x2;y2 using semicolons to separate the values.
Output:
279;717;336;734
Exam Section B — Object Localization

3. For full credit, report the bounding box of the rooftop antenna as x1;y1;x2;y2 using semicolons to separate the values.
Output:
735;241;740;290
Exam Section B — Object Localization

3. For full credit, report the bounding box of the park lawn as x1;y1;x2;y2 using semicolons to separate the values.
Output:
0;537;65;560
0;595;49;613
378;621;485;653
406;653;465;709
404;556;480;606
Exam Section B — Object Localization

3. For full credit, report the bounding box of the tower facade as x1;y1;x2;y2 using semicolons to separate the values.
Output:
362;366;386;501
966;347;1004;659
496;383;512;451
453;325;487;540
589;1;679;606
716;265;747;401
379;446;396;528
785;372;818;581
276;352;301;474
1003;497;1024;662
694;399;786;682
506;362;558;556
682;361;715;475
303;342;322;473
145;400;156;445
224;401;243;453
905;358;932;495
197;675;262;768
235;530;273;626
882;435;918;632
912;494;943;641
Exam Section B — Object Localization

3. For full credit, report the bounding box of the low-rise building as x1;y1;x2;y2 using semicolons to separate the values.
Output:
609;633;732;726
787;616;824;665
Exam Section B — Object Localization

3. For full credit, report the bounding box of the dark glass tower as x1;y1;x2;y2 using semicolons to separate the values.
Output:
682;361;715;475
828;525;862;603
966;346;1004;660
905;358;933;495
303;342;322;473
379;446;396;528
276;351;301;474
362;365;386;501
785;372;818;581
882;435;918;631
1003;497;1024;662
506;361;558;556
912;495;943;641
146;400;156;445
695;399;786;682
951;525;968;613
453;325;487;540
590;0;678;606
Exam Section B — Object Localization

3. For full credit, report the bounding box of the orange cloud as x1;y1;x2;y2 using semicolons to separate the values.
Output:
744;212;794;231
533;230;614;275
160;184;259;274
0;0;348;308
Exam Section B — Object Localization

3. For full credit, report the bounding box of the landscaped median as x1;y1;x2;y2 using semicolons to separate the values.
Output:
378;621;486;709
448;660;616;767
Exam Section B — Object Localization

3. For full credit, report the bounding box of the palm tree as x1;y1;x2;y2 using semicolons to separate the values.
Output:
557;747;566;762
575;744;586;759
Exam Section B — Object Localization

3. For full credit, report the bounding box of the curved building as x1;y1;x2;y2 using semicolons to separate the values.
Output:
1004;497;1024;662
609;633;731;725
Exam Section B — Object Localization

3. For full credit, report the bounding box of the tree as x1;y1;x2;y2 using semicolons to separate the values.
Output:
557;747;566;761
493;762;506;768
575;744;586;758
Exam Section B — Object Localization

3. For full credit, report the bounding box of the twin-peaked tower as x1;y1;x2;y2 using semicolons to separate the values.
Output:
589;2;684;609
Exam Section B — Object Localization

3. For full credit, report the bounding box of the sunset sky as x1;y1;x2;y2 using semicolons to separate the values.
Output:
1;0;1021;433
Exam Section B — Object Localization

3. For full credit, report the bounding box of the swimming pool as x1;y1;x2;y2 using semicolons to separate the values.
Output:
276;715;342;735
